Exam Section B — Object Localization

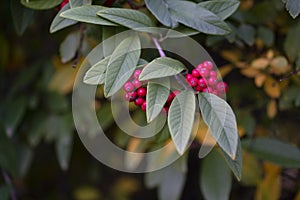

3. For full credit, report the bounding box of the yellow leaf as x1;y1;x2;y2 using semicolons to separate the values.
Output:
264;76;281;98
219;64;233;77
294;190;300;200
251;58;269;69
111;176;140;199
241;67;260;78
48;58;82;94
269;56;291;75
221;50;241;63
267;99;277;118
254;73;266;87
241;150;263;186
238;126;246;137
255;162;281;200
266;50;274;59
74;186;102;200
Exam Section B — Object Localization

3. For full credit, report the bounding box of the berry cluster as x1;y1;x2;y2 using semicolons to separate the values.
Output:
185;60;228;97
123;60;228;114
123;69;148;111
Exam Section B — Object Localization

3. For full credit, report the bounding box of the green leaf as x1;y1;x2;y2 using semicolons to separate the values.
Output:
146;78;170;122
198;0;240;20
284;22;300;62
104;34;141;97
198;93;238;159
69;0;91;8
2;98;27;137
60;5;117;26
145;155;187;200
83;56;110;85
283;0;300;19
200;148;232;200
0;127;17;176
168;91;196;155
21;0;63;10
0;185;10;200
56;134;73;171
139;57;185;81
144;0;178;27
102;26;128;57
221;139;242;181
168;0;231;35
242;138;300;168
97;8;155;29
164;26;200;39
59;31;81;63
16;144;33;177
237;24;255;46
50;3;77;33
11;0;35;35
257;26;274;46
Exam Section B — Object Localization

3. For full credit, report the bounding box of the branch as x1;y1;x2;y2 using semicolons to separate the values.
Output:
151;36;190;91
1;169;17;200
103;0;116;7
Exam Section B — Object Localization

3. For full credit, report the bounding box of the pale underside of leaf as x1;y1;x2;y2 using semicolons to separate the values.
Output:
198;93;238;159
60;5;117;26
168;91;196;155
83;56;110;85
104;34;141;97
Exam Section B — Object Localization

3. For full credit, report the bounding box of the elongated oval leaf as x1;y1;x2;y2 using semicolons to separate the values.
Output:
21;0;62;10
221;138;242;181
144;0;178;27
104;35;141;97
59;31;81;63
69;0;91;8
139;57;185;81
198;0;240;20
84;56;110;85
168;91;196;155
146;78;170;122
200;148;232;200
60;5;117;26
97;8;155;29
169;1;231;35
283;0;300;19
50;3;77;33
242;138;300;168
56;134;73;171
198;93;238;159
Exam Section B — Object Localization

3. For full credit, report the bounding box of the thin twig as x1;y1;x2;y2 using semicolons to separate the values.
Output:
103;0;116;6
280;68;300;81
1;169;17;200
151;36;190;91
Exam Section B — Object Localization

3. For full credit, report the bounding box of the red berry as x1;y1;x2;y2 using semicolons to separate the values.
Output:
163;107;169;114
134;97;145;106
173;90;180;96
141;102;147;111
209;70;217;77
137;87;147;97
123;82;134;92
197;63;204;69
192;69;200;77
208;77;218;86
188;77;198;87
198;78;207;89
212;90;218;96
167;93;175;102
199;67;210;77
134;69;142;79
216;82;228;93
195;85;202;91
202;87;212;93
185;74;193;81
203;61;213;70
132;79;143;88
125;91;137;102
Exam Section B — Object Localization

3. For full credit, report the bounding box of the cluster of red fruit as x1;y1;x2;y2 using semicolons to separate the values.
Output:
123;60;228;114
185;60;228;97
58;0;69;10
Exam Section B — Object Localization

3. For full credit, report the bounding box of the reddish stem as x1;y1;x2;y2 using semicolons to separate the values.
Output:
103;0;116;6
